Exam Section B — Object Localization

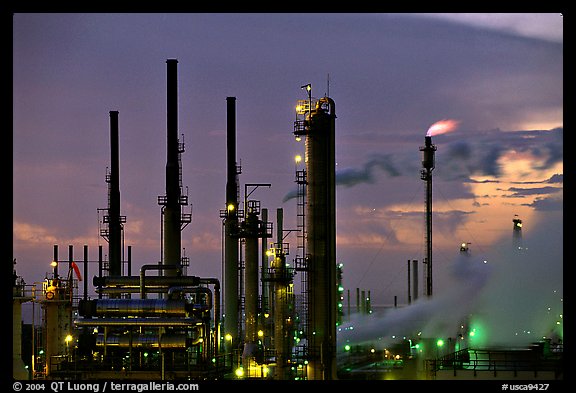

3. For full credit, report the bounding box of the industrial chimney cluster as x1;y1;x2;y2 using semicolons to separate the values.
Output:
12;59;340;381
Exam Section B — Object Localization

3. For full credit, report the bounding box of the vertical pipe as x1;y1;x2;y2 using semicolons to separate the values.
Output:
421;136;436;297
273;208;288;380
108;111;122;276
83;245;88;302
163;59;181;276
426;172;433;297
367;290;371;313
261;208;269;315
407;259;411;305
98;245;103;299
224;97;239;349
243;205;259;359
412;260;419;301
68;245;73;277
53;245;59;278
347;289;350;321
127;246;132;276
127;245;132;299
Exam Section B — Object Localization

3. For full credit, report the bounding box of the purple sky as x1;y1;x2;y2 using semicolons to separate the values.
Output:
12;14;563;334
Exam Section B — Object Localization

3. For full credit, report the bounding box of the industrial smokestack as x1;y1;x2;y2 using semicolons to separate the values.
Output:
412;259;418;301
161;59;182;276
108;111;122;277
224;96;240;348
420;135;437;297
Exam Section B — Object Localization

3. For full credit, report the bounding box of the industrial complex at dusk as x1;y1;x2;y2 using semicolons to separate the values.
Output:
13;57;563;381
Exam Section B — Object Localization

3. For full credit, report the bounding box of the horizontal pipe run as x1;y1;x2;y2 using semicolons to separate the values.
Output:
94;275;200;288
74;317;203;327
96;333;193;349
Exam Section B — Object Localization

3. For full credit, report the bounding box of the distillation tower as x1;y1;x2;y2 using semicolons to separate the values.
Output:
294;89;338;380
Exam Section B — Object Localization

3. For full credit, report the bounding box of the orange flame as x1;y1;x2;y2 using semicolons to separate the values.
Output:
426;119;459;137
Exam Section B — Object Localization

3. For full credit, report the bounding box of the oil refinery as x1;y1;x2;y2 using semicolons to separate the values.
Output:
12;59;563;382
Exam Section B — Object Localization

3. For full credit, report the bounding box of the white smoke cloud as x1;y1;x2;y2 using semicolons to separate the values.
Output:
338;252;492;349
337;211;563;350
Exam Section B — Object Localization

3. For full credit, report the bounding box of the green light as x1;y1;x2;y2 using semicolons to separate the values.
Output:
344;345;351;351
436;339;444;347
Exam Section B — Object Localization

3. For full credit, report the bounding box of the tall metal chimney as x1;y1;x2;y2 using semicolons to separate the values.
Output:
161;58;182;276
108;111;122;277
420;135;436;297
224;96;240;348
294;93;337;380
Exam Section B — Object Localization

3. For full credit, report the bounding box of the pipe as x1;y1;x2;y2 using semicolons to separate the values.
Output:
93;275;199;288
243;205;259;358
108;110;122;276
140;264;181;299
96;333;192;349
200;278;221;358
420;136;436;297
412;260;419;301
74;317;202;327
98;245;103;299
167;286;212;312
224;96;240;348
83;245;88;302
407;259;411;305
53;244;58;279
261;208;269;314
273;207;290;380
162;58;182;276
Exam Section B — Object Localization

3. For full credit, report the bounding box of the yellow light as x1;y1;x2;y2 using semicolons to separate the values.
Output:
258;330;264;337
295;155;302;164
50;261;58;268
295;136;302;142
235;367;244;377
227;204;235;212
65;334;73;344
225;334;232;341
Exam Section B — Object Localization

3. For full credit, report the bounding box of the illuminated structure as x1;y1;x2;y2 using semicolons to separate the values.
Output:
12;64;562;381
294;86;338;380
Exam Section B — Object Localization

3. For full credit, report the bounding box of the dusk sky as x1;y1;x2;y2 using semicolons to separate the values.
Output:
12;13;563;339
